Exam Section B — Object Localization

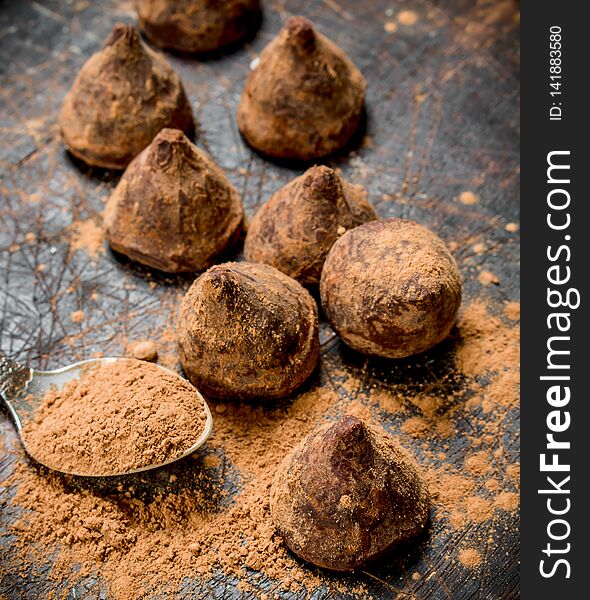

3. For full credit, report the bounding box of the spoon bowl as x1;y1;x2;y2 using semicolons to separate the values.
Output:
0;355;213;477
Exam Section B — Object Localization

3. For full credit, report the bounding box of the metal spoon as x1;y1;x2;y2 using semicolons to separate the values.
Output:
0;355;213;477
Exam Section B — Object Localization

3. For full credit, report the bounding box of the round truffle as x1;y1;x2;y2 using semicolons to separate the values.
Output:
270;415;430;571
237;16;366;160
177;262;319;400
244;166;377;284
136;0;261;53
320;219;462;358
104;129;243;273
59;23;194;169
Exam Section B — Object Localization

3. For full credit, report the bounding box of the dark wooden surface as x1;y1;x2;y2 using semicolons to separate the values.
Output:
0;0;520;598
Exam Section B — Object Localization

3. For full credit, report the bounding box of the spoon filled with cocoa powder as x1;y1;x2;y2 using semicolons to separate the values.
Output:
0;356;212;477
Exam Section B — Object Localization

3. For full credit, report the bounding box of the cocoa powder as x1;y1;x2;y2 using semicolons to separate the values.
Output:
22;359;207;476
70;218;105;260
2;299;519;597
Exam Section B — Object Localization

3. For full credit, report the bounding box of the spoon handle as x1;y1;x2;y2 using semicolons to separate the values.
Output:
0;355;32;402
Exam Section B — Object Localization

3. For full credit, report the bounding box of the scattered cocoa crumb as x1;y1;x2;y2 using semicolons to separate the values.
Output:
485;479;501;493
372;390;404;414
401;416;430;438
478;270;500;285
506;464;520;480
398;10;419;26
459;191;477;205
504;301;520;321
70;310;85;323
455;300;519;384
203;455;220;469
22;359;207;476
459;548;482;568
70;218;104;260
465;451;492;476
129;340;159;362
464;496;494;522
495;491;519;512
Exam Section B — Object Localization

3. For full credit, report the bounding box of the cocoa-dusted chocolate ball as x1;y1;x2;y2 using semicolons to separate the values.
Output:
136;0;261;53
320;219;462;358
104;129;243;273
244;166;377;285
59;24;194;169
237;16;366;160
270;415;430;571
177;262;319;400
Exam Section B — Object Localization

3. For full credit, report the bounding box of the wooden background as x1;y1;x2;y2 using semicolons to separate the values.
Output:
0;0;520;598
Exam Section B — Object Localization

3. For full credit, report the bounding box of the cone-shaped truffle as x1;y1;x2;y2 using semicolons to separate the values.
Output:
59;23;194;169
237;16;366;160
244;166;378;284
136;0;261;53
177;262;319;400
320;219;462;358
104;129;243;273
270;415;430;571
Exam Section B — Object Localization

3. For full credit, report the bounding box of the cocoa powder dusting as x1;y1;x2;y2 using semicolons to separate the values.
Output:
70;218;105;260
128;340;159;362
4;385;370;598
2;299;518;597
459;548;482;569
22;359;207;476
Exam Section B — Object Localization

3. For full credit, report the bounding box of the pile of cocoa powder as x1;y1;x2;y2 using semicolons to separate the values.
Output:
0;298;519;598
21;359;207;476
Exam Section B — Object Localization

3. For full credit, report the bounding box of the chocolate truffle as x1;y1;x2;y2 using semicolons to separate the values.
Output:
177;262;319;400
237;16;366;160
104;129;243;273
320;219;462;358
270;415;430;571
59;23;194;169
136;0;261;53
244;166;378;284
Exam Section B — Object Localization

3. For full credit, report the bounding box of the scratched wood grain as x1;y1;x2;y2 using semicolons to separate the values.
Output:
0;0;520;598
